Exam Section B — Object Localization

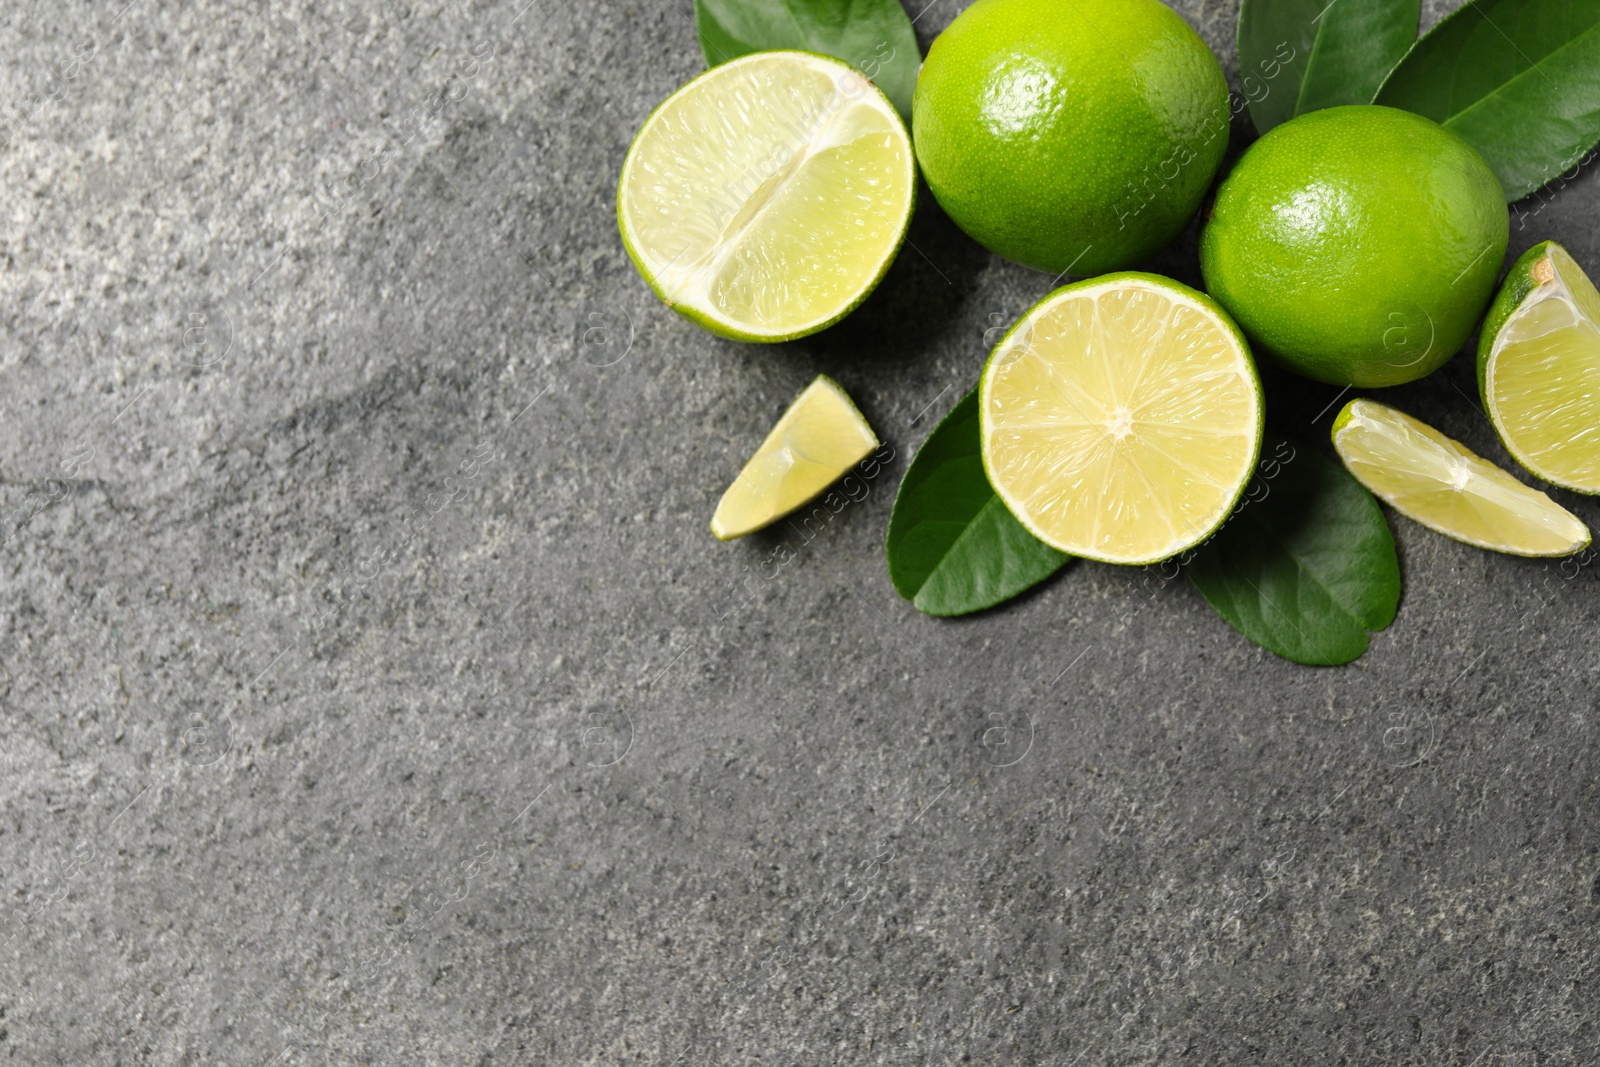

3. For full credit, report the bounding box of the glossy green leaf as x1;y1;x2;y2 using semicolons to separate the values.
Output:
1375;0;1600;201
1238;0;1420;135
1185;434;1400;666
694;0;920;120
886;388;1071;617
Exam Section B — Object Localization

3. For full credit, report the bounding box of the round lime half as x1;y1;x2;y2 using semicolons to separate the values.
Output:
617;51;916;342
979;273;1264;565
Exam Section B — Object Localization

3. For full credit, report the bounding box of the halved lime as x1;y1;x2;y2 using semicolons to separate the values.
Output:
1478;241;1600;493
617;51;916;342
978;273;1264;565
711;375;878;540
1331;398;1590;558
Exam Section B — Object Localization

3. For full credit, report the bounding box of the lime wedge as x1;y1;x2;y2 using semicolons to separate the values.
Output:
1479;241;1600;493
979;273;1264;565
617;51;915;342
711;375;879;540
1332;398;1589;558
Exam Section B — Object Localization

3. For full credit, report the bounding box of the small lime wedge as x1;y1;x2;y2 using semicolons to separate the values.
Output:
1332;398;1589;558
711;375;878;540
617;51;915;342
978;273;1264;565
1478;241;1600;493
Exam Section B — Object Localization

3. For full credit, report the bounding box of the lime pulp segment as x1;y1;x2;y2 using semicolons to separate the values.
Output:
979;274;1264;565
1332;399;1589;558
1484;243;1600;493
617;51;915;342
711;375;879;540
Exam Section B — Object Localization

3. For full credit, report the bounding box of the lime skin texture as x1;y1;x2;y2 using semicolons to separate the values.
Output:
1475;240;1557;396
912;0;1231;277
1200;105;1509;389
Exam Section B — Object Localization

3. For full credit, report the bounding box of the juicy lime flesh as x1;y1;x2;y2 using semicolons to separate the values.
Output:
1485;245;1600;492
618;52;914;340
981;277;1262;564
1333;399;1589;557
1200;106;1508;387
712;376;879;540
912;0;1230;276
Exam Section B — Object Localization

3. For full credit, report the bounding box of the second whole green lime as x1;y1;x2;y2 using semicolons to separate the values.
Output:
912;0;1231;276
1200;105;1509;388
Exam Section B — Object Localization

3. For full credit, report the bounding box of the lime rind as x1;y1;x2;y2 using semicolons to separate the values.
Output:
978;272;1265;566
1478;241;1600;493
1476;241;1557;394
1331;398;1590;558
617;50;916;344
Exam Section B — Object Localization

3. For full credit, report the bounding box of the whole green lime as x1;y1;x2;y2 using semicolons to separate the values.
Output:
1200;105;1508;388
912;0;1230;276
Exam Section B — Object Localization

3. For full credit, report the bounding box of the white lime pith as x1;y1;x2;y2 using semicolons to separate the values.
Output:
617;51;915;343
711;375;879;540
1482;243;1600;493
978;273;1264;565
1332;399;1590;558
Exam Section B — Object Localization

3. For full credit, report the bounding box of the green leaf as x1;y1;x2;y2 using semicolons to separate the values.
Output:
1185;433;1399;666
886;388;1071;617
1238;0;1420;135
1375;0;1600;201
694;0;920;120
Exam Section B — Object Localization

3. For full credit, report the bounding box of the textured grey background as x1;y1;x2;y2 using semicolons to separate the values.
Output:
2;0;1598;1063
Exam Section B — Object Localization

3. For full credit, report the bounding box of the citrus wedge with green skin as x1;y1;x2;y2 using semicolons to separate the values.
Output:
1478;241;1600;493
712;375;879;540
1331;399;1590;558
617;50;915;343
979;273;1264;566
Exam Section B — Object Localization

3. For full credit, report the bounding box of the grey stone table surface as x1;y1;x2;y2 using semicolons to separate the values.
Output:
2;0;1598;1063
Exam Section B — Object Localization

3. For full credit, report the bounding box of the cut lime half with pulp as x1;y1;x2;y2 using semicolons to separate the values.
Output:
617;51;916;342
978;273;1264;565
711;375;879;540
1479;241;1600;493
1332;398;1589;558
